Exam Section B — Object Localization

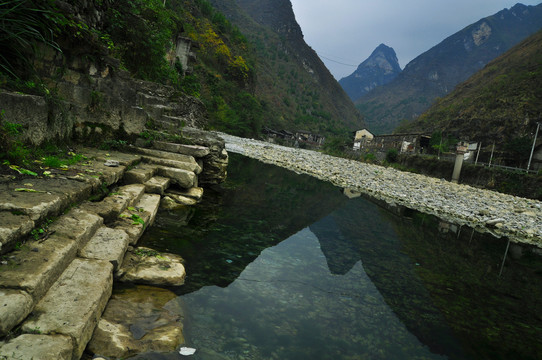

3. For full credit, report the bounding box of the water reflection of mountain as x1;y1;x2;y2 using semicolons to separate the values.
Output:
312;197;542;360
141;153;347;294
310;198;470;360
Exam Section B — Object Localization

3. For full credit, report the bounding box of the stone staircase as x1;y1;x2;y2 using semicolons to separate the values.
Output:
0;141;220;359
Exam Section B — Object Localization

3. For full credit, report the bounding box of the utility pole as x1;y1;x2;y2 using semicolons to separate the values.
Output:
527;121;541;172
488;142;495;167
475;142;482;166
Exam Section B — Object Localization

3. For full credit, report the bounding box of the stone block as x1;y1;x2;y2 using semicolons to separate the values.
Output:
155;166;196;188
0;334;73;360
144;176;171;195
22;258;113;360
142;155;202;174
79;184;145;223
0;234;78;301
132;146;195;163
153;140;210;158
124;165;155;184
0;212;34;254
167;187;204;201
49;208;103;250
116;247;185;286
111;194;160;245
0;289;34;336
79;227;130;269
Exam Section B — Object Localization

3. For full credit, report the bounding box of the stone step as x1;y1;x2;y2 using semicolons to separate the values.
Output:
0;334;73;360
155;166;196;189
142;155;202;174
0;211;34;254
144;176;171;195
79;184;145;223
0;178;93;222
153;140;210;158
0;208;103;336
21;258;113;360
124;164;156;184
131;146;198;167
112;193;161;245
79;226;130;270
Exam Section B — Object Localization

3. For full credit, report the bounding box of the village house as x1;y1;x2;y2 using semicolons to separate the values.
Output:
352;129;374;150
352;130;431;154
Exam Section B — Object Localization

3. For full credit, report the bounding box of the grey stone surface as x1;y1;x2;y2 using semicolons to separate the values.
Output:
124;165;155;184
153;140;210;157
219;132;542;247
142;155;202;174
0;234;79;301
155;166;196;188
165;193;197;206
49;208;103;248
79;184;145;223
79;227;130;269
111;194;161;245
0;334;73;360
0;212;34;254
144;176;170;195
116;247;186;286
0;289;34;336
167;187;204;201
22;258;113;360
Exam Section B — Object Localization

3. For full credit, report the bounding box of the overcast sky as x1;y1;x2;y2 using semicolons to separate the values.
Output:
290;0;542;80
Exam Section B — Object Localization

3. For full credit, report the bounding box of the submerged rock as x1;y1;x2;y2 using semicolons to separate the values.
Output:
87;284;185;359
116;247;186;286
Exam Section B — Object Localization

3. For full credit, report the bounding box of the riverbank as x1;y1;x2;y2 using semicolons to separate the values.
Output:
0;131;228;359
216;133;542;248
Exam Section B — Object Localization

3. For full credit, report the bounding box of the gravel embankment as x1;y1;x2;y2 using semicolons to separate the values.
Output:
216;132;542;247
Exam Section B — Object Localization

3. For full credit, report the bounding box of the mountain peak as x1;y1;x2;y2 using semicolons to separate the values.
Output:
339;44;402;101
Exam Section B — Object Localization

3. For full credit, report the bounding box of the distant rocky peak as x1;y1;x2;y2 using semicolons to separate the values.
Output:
339;43;402;101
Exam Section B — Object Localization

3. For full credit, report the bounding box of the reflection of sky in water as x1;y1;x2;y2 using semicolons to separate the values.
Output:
179;227;445;360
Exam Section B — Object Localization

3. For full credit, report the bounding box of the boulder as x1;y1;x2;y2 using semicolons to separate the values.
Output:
116;247;186;286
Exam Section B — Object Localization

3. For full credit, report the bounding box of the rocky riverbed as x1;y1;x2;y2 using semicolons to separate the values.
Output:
216;133;542;248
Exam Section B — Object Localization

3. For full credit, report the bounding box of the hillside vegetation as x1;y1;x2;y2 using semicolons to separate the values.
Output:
0;0;362;143
398;30;542;149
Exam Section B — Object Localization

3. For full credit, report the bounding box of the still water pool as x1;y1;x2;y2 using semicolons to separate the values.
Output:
135;154;542;360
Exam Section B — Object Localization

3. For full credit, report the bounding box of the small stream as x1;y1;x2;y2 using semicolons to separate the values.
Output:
130;153;542;360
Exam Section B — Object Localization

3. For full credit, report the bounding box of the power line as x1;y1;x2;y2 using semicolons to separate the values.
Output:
317;53;358;67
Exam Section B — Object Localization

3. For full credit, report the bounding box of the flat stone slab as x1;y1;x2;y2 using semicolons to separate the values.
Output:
0;289;34;336
142;155;202;174
0;334;73;360
112;194;161;245
0;178;93;222
22;258;113;360
132;146;196;164
79;226;130;269
79;184;145;223
167;187;204;201
0;211;34;254
78;147;142;166
164;193;197;206
144;176;170;195
49;208;103;247
0;234;79;301
124;164;155;184
153;140;210;158
87;285;184;359
116;247;185;286
155;166;196;188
